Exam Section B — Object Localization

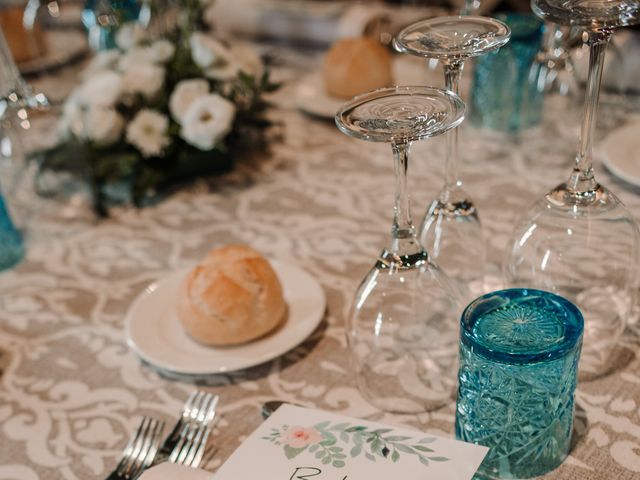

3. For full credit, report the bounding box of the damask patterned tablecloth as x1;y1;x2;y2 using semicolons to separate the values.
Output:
1;59;640;480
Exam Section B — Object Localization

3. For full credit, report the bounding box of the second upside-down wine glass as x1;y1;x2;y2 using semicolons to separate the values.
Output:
504;0;640;380
336;86;465;413
394;17;510;299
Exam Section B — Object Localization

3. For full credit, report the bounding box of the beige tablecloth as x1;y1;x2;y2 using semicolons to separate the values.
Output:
1;51;640;480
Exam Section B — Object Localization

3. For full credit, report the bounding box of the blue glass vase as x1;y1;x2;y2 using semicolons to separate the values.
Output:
0;191;24;271
82;0;142;50
455;288;583;479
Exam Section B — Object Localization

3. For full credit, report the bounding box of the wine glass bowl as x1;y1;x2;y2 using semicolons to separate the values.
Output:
336;86;466;413
505;183;639;378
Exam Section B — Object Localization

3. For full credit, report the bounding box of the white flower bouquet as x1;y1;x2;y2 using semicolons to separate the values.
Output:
42;15;278;216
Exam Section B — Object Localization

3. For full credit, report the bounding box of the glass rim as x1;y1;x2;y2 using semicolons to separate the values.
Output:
393;15;511;60
531;0;640;28
460;288;584;365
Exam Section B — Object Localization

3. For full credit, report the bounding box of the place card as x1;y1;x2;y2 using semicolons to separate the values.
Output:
213;404;488;480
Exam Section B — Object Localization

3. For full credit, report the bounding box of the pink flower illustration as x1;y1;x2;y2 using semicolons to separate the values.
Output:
282;426;323;449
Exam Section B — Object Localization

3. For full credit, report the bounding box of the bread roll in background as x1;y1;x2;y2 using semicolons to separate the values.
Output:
323;36;393;99
178;245;286;346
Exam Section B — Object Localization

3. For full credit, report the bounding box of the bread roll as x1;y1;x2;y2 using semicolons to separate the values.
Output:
323;37;393;99
178;245;286;346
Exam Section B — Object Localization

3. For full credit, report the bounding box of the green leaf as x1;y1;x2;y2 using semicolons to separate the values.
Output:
371;429;393;435
419;437;436;444
314;421;330;430
283;445;306;459
384;436;412;442
395;444;414;454
412;445;435;453
333;453;347;460
320;439;336;446
322;456;331;465
365;452;376;462
350;445;362;458
329;447;342;453
332;460;346;468
309;444;319;453
345;426;367;433
330;422;350;431
353;434;364;446
315;450;325;459
340;432;349;443
391;450;400;462
419;456;430;467
428;456;449;462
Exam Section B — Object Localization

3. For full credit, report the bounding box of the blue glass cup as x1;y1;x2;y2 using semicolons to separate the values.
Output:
455;288;583;479
469;14;544;133
0;191;24;271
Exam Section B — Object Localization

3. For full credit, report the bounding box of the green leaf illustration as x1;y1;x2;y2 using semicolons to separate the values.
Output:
322;456;331;465
345;426;367;433
384;436;412;442
419;437;436;444
333;460;346;468
395;444;415;454
428;456;450;462
419;456;430;466
412;445;435;453
284;445;306;459
350;445;362;458
330;422;350;431
314;421;330;430
309;444;319;453
391;450;400;462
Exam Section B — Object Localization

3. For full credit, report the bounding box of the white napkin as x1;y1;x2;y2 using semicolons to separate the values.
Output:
138;463;212;480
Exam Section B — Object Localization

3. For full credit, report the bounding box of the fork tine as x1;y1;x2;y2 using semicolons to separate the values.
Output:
118;417;150;476
128;419;165;478
122;417;153;477
202;395;219;426
189;426;211;468
142;419;165;469
184;424;206;466
177;423;199;465
195;393;214;424
169;423;191;464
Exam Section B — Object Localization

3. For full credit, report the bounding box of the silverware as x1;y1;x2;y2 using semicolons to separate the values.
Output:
157;391;219;464
169;423;212;468
106;416;165;480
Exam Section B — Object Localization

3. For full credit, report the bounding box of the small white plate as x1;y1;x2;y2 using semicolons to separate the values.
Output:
603;120;640;187
125;260;326;375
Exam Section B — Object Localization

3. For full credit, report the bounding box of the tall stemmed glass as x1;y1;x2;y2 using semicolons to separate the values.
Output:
336;86;465;413
504;0;640;379
394;17;510;298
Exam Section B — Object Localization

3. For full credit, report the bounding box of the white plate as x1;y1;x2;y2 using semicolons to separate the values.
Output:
125;260;326;375
603;120;640;187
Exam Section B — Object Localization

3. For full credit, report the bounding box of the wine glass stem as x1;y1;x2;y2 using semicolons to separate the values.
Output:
443;60;465;191
570;28;612;192
390;141;418;255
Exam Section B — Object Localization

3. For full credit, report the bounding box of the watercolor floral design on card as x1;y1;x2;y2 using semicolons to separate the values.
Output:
261;421;449;468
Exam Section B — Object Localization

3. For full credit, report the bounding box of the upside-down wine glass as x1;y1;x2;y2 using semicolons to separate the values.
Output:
336;86;465;413
504;0;640;380
393;17;510;299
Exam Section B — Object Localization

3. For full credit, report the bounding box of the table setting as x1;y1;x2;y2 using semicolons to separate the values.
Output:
1;0;640;479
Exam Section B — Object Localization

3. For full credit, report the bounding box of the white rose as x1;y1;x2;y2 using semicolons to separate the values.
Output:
150;40;175;63
82;50;121;79
79;70;123;107
180;93;235;150
122;63;164;99
60;92;85;139
117;46;154;71
115;22;145;50
190;33;238;80
126;109;170;157
84;107;124;145
169;79;209;124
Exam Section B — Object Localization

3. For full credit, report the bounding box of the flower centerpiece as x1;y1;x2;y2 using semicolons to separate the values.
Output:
42;1;278;216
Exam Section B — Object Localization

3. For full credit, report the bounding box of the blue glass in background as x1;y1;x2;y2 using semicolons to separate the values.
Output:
469;14;545;134
82;0;142;50
0;190;24;271
455;288;583;479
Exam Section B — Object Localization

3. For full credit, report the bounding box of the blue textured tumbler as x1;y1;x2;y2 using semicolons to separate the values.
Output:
0;191;24;271
455;288;583;479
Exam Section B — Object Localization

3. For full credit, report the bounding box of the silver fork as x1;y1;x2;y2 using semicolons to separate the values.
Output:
169;422;212;468
157;391;219;460
106;416;165;480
